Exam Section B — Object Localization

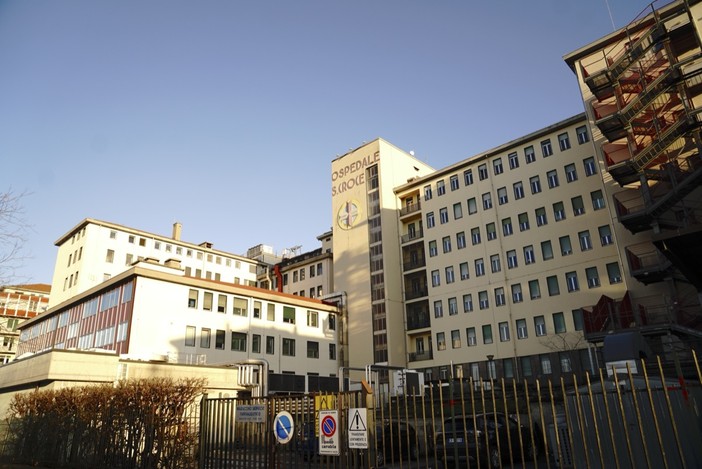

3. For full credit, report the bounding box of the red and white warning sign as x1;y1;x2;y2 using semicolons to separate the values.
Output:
318;410;340;455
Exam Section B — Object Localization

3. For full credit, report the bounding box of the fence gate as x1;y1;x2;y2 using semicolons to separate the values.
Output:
199;390;390;468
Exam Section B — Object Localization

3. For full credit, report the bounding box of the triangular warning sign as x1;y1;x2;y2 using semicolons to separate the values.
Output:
350;410;367;431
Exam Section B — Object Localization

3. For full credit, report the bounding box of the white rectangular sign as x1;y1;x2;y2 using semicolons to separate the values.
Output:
236;404;266;423
318;410;340;455
347;408;368;449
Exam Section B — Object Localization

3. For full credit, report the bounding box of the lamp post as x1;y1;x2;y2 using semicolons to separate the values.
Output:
486;354;495;380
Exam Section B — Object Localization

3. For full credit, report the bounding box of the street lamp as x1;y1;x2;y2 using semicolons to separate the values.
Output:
486;354;495;380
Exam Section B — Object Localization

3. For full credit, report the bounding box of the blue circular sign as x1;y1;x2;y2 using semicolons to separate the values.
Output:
274;411;294;444
321;415;336;437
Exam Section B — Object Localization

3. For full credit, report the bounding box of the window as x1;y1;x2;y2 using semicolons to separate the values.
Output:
126;253;134;265
490;254;501;273
293;271;298;283
482;192;492;210
453;202;463;220
559;236;573;256
446;266;455;284
482;325;493;344
310;265;315;278
508;152;519;169
493;158;503;175
428;240;438;257
467;327;477;346
541;355;553;374
424;185;432;201
307;310;319;327
530;176;541;194
442;236;452;253
282;338;296;356
105;249;114;263
283;306;296;324
584;157;596;176
431;270;441;287
253;301;262;319
579;230;592;251
553;312;566;333
502;217;513;236
231;332;247;352
188;289;198;308
591;190;606;210
565;163;578;182
561;354;572;373
434;300;443;318
518;212;530;231
266;336;275;354
497;187;508;205
495;287;505;306
451;329;461;348
571;196;585;216
523;245;535;265
185;326;196;347
215;330;225;350
436;332;446;351
200;328;211;348
513;181;525;199
553;201;566;221
426;212;435;228
525;145;536;163
478;164;488;180
576;125;589;144
541;139;553;157
479;291;489;310
486;223;497;240
464;169;474;186
329;343;337;360
217;295;227;313
572;309;584;331
599;225;613;246
507;250;518;269
448;297;458;315
437;179;446;196
558;132;571;151
586;266;600;288
566;271;579;292
511;283;523;303
438;208;448;224
522;357;533;377
547;275;560;296
534;316;546;336
607;262;622;284
460;262;469;280
541;240;554;260
233;297;247;316
328;314;336;330
471;227;481;245
510;320;525;341
457;231;466;249
307;341;319;359
467;198;477;214
463;294;473;312
450;175;459;191
252;334;261;353
536;207;547;226
546;170;559;189
499;322;510;341
529;279;541;300
267;303;275;321
203;292;213;311
475;258;485;277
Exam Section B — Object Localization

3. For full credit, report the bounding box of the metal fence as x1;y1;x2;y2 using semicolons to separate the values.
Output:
199;353;702;468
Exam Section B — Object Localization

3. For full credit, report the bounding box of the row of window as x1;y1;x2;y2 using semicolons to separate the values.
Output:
62;270;80;291
423;130;591;200
183;326;337;360
291;285;324;298
431;262;622;316
282;263;324;285
435;310;582;351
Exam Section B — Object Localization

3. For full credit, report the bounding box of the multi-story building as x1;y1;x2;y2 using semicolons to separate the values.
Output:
17;258;340;394
564;0;702;367
50;219;261;307
0;284;50;363
272;231;334;300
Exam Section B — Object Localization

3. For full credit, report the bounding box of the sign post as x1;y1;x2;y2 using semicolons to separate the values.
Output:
318;410;340;456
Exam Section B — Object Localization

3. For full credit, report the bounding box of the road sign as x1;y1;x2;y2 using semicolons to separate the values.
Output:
273;411;294;444
347;408;368;449
318;410;339;455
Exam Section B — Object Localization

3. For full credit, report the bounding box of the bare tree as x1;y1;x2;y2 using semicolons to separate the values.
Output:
0;189;30;286
539;331;587;352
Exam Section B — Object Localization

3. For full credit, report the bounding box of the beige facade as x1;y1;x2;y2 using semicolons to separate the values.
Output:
275;231;334;300
331;139;435;373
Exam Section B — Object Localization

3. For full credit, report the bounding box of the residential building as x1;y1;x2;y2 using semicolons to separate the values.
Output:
564;0;702;366
0;284;50;363
271;231;334;300
17;258;340;394
49;219;260;307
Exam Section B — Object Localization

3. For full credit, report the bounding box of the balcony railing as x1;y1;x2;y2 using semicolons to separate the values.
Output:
408;350;433;362
400;202;421;217
404;289;428;301
401;229;424;244
406;311;431;330
403;258;426;271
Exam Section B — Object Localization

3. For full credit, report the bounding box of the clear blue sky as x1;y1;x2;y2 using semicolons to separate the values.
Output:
0;0;658;284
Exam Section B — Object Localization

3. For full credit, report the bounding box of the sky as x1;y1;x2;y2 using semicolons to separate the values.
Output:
0;0;661;284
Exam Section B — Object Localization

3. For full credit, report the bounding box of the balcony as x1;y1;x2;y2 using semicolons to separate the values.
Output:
408;350;433;362
404;288;428;301
399;202;421;220
406;310;431;330
403;258;426;272
401;228;424;244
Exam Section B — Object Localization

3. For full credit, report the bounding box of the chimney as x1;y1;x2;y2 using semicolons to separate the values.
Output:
172;222;182;241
